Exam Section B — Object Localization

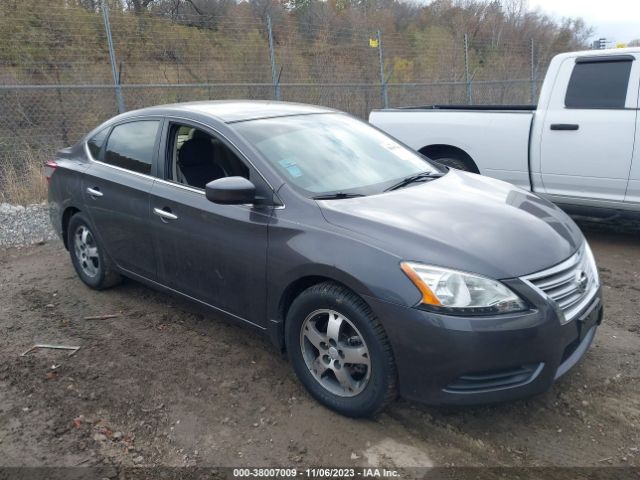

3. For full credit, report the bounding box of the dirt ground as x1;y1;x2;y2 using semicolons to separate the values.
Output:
0;221;639;473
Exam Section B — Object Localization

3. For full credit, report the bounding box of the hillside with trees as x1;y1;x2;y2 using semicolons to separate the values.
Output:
0;0;592;202
1;0;592;86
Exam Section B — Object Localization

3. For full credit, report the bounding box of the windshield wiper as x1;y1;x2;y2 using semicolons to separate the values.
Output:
312;192;366;200
384;171;444;192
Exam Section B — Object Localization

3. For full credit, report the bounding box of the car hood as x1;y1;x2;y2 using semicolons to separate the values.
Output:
318;170;583;279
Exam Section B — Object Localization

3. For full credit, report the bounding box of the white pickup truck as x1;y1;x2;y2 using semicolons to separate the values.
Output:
370;48;640;217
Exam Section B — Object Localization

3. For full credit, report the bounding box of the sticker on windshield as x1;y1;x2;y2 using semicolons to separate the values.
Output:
278;158;303;178
380;140;416;161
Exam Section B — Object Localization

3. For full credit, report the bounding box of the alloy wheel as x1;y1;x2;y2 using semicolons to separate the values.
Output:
300;309;371;397
73;225;100;278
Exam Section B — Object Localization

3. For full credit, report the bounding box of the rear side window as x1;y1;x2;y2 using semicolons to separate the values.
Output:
565;59;632;109
104;121;160;175
87;128;109;159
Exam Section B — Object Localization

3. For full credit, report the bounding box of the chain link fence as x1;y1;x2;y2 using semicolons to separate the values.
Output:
0;2;566;198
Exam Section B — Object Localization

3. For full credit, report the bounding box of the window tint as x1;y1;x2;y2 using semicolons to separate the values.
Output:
104;121;160;175
87;128;109;159
565;60;632;109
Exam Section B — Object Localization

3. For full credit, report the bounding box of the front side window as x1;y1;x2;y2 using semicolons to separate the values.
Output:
565;59;632;109
234;114;438;196
167;124;249;190
104;120;160;175
87;127;109;159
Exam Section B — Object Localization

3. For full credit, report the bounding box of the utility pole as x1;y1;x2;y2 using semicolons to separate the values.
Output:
267;15;281;101
102;1;125;113
377;30;388;108
530;38;537;104
464;34;472;105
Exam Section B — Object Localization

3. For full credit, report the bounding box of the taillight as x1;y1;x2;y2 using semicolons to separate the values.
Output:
44;160;58;182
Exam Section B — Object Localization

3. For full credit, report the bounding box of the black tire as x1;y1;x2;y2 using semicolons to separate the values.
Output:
67;212;121;290
427;152;475;172
285;282;397;417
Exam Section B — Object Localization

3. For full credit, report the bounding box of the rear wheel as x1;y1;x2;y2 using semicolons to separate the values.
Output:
433;156;470;171
423;149;477;173
67;213;121;290
285;282;397;417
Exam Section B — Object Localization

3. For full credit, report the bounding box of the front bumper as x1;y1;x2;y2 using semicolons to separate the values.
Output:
364;280;602;406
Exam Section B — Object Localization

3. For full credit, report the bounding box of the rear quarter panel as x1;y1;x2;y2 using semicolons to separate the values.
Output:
48;145;90;244
369;110;534;189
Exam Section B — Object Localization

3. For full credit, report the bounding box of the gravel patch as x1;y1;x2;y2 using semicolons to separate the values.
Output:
0;203;57;248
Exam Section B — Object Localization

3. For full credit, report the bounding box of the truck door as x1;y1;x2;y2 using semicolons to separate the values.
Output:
538;54;638;206
625;69;640;206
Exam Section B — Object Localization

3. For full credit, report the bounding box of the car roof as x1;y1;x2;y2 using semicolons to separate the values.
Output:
119;100;337;124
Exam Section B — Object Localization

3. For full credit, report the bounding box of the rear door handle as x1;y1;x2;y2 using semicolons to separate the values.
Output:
550;124;579;131
86;187;103;198
153;207;178;222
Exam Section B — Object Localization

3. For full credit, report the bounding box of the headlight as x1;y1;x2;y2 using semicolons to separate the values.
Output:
400;262;527;315
583;241;600;288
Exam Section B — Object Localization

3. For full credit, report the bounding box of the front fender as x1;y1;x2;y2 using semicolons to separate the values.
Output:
265;208;422;349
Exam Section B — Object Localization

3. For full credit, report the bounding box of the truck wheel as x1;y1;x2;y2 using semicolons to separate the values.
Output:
67;213;121;290
285;282;397;417
422;149;478;173
433;156;470;171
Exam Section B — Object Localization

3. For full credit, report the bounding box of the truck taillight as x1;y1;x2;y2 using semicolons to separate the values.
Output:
44;161;58;182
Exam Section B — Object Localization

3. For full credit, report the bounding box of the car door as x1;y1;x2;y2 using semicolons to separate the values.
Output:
82;118;162;280
148;119;273;327
538;54;638;205
625;70;640;207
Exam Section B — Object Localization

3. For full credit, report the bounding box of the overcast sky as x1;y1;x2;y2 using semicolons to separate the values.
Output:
527;0;640;43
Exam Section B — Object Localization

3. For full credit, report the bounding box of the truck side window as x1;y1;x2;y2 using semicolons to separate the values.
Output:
565;59;632;109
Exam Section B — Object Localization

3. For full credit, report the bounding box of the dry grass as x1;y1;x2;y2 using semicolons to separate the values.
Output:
0;150;48;205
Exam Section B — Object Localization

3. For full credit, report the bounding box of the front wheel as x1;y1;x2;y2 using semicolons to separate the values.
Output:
285;282;397;417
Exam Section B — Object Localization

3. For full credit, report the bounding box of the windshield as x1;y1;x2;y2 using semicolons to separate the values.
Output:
234;113;440;197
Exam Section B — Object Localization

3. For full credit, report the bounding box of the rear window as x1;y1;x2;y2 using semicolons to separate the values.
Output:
104;121;160;175
565;59;632;109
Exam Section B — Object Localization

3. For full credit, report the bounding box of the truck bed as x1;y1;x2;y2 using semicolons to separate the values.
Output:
369;108;534;190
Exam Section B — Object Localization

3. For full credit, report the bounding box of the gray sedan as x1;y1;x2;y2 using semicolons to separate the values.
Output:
47;101;602;417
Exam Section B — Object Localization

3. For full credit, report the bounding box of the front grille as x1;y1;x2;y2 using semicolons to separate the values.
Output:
521;244;599;323
444;363;543;393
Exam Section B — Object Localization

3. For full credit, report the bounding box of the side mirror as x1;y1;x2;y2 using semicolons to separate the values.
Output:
205;176;256;205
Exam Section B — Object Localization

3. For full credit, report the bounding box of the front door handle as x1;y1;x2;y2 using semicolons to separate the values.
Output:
86;187;103;198
153;207;178;222
550;123;579;131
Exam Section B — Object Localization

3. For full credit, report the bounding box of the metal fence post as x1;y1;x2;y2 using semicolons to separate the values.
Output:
464;34;472;105
267;15;281;101
377;30;388;109
530;38;537;104
101;1;125;113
